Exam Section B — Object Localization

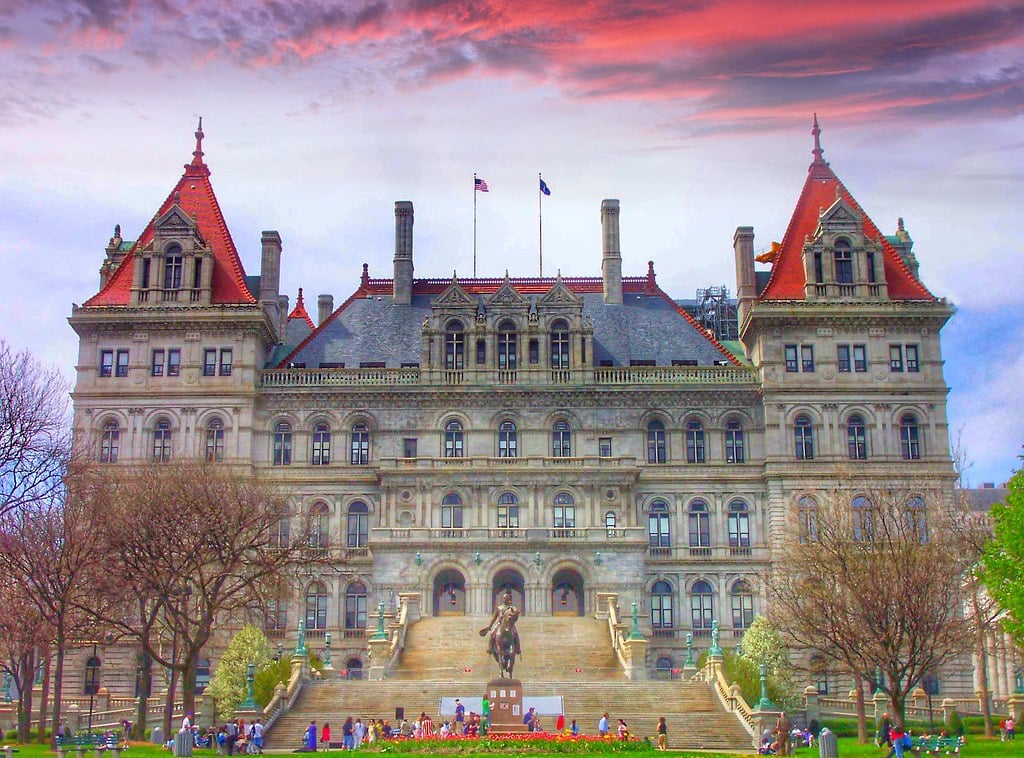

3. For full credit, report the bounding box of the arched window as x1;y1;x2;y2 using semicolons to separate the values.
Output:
798;496;818;543
847;414;868;460
728;500;751;549
498;421;518;458
270;513;290;549
906;497;928;543
900;414;921;460
152;418;172;462
552;420;572;457
444;420;464;458
344;659;364;680
441;493;463;530
445;322;465;370
605;510;617;538
553;492;575;538
833;238;853;285
346;502;369;548
350;422;370;465
655;656;675;680
273;422;292;465
205;417;224;462
688;501;711;549
344;581;367;630
497;321;517;370
731;580;754;630
651;580;674;631
100;420;120;463
648;500;671;555
690;580;714;632
497;492;519;534
794;415;814;460
725;419;745;464
163;245;183;290
84;656;101;695
647;419;666;463
550;320;570;369
312;422;331;465
310;502;329;550
304;582;328;630
686;421;705;463
852;496;873;541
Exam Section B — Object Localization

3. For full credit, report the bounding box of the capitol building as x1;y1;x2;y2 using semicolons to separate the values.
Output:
67;118;972;699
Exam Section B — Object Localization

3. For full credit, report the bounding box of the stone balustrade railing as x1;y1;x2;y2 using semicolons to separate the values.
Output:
699;656;757;745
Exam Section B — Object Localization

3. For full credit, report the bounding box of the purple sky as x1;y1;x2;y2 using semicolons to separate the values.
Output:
0;1;1021;484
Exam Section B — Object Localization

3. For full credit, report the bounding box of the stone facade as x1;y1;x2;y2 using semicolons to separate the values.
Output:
64;119;970;698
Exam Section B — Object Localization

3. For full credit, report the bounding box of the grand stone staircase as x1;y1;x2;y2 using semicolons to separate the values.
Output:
268;615;752;750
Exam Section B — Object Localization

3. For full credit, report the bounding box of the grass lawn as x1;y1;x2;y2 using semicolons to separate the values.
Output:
0;737;1019;757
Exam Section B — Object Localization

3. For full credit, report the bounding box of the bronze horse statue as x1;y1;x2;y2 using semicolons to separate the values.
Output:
481;606;520;678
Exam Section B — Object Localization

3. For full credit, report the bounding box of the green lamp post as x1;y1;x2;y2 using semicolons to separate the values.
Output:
756;663;776;709
238;662;259;710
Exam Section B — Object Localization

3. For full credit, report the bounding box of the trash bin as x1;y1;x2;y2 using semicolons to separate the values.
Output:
818;727;838;758
174;731;194;757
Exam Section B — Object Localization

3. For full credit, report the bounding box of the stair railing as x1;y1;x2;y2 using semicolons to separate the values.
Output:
700;656;757;744
386;594;413;669
263;654;307;732
596;592;632;675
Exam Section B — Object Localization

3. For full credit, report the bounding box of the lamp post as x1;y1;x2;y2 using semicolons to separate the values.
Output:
756;663;776;709
370;602;388;641
629;601;644;640
238;663;258;710
323;632;333;668
684;633;695;668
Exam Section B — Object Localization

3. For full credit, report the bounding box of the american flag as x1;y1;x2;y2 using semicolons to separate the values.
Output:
475;177;489;192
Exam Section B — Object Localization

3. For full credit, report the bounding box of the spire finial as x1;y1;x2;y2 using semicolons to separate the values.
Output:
296;287;304;306
190;116;205;167
811;113;825;165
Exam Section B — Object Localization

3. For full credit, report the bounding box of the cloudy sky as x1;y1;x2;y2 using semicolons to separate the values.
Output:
0;0;1021;484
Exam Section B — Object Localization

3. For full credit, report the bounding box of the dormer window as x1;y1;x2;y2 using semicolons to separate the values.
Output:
833;239;853;287
550;320;570;369
445;322;465;370
163;245;183;290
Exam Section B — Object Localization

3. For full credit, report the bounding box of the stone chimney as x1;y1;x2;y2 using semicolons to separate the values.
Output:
317;294;334;326
260;230;283;338
393;201;414;305
601;199;622;305
734;226;756;327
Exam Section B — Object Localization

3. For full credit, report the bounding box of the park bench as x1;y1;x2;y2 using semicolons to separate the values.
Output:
56;733;124;758
910;735;964;757
2;745;20;758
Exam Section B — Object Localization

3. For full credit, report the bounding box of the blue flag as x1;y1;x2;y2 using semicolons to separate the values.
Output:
540;178;551;196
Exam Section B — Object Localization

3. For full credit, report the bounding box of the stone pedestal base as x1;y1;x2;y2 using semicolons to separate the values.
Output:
485;678;528;732
367;638;391;681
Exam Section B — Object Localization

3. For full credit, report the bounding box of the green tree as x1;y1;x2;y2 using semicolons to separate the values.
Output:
981;464;1024;647
205;625;272;718
741;615;796;704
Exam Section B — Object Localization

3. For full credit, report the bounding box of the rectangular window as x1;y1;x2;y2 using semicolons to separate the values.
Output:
476;339;486;365
167;349;181;377
193;258;203;290
866;251;877;284
402;438;417;459
219;348;233;376
99;350;114;377
599;437;613;458
801;345;815;372
151;349;165;376
784;345;798;372
906;344;919;373
671;359;698;366
115;349;130;377
889;344;904;372
203;348;217;377
813;252;823;283
529;339;539;364
141;258;151;289
837;344;851;373
853;344;867;372
400;362;419;368
629;359;655;366
359;361;385;368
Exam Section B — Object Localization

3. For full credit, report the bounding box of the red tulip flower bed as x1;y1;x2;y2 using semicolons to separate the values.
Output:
378;732;653;753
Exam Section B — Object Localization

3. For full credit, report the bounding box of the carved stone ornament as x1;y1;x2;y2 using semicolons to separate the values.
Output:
488;283;529;307
434;282;474;307
538;281;583;307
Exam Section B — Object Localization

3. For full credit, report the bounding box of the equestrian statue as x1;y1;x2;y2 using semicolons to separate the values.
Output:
479;590;522;678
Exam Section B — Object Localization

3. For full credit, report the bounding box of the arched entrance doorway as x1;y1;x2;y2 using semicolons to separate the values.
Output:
551;568;584;616
433;569;467;616
492;568;526;613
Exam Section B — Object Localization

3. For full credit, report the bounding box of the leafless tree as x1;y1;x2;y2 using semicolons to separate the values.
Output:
767;481;972;735
83;459;311;733
0;339;70;518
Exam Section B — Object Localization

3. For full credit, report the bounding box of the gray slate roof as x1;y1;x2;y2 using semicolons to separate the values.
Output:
282;290;729;369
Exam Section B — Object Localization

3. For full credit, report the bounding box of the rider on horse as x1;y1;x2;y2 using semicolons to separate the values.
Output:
479;590;522;657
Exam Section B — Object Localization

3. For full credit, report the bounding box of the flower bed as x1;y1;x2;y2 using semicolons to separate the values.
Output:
378;732;653;754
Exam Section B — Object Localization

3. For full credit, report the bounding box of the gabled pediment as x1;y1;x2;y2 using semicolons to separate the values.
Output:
816;197;861;236
154;206;198;238
487;280;529;308
539;279;583;308
433;280;474;307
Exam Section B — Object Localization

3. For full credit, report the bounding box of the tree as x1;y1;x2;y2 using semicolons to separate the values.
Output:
84;459;311;733
0;339;70;518
205;626;272;721
740;615;795;703
981;464;1024;647
0;566;53;741
767;482;972;733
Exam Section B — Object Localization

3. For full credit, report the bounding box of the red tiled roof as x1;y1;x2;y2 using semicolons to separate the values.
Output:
287;287;315;330
759;121;934;302
83;123;255;307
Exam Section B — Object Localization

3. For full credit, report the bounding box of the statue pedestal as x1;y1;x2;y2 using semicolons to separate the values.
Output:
484;678;529;734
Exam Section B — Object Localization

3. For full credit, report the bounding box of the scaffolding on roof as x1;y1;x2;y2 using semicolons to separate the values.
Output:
694;286;739;341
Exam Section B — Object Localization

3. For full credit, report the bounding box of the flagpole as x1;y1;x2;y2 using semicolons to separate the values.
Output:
538;172;543;277
473;173;478;278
